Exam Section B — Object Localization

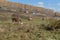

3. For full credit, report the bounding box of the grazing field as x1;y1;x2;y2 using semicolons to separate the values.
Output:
0;12;60;40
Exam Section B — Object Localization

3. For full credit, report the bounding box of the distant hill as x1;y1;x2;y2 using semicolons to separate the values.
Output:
0;0;60;17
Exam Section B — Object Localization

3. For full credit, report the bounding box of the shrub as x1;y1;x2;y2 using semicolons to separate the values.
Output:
46;18;60;30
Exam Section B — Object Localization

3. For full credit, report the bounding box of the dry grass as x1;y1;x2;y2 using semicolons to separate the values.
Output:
0;12;60;40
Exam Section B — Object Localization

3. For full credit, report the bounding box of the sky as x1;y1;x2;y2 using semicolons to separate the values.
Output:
7;0;60;12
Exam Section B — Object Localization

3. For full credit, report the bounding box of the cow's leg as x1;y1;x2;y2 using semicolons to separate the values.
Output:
12;18;15;24
19;19;23;25
12;18;18;24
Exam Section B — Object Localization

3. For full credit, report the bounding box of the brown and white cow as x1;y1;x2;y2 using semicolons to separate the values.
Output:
28;17;33;21
11;13;23;24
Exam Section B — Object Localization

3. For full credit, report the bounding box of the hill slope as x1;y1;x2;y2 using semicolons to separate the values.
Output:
0;0;60;17
0;0;60;40
0;0;56;16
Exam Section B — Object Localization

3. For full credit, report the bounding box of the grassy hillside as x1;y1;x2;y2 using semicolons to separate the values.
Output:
0;0;60;40
0;11;60;40
0;0;57;17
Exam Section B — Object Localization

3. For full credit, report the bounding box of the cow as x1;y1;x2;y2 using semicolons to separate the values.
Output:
11;13;23;24
28;17;33;21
